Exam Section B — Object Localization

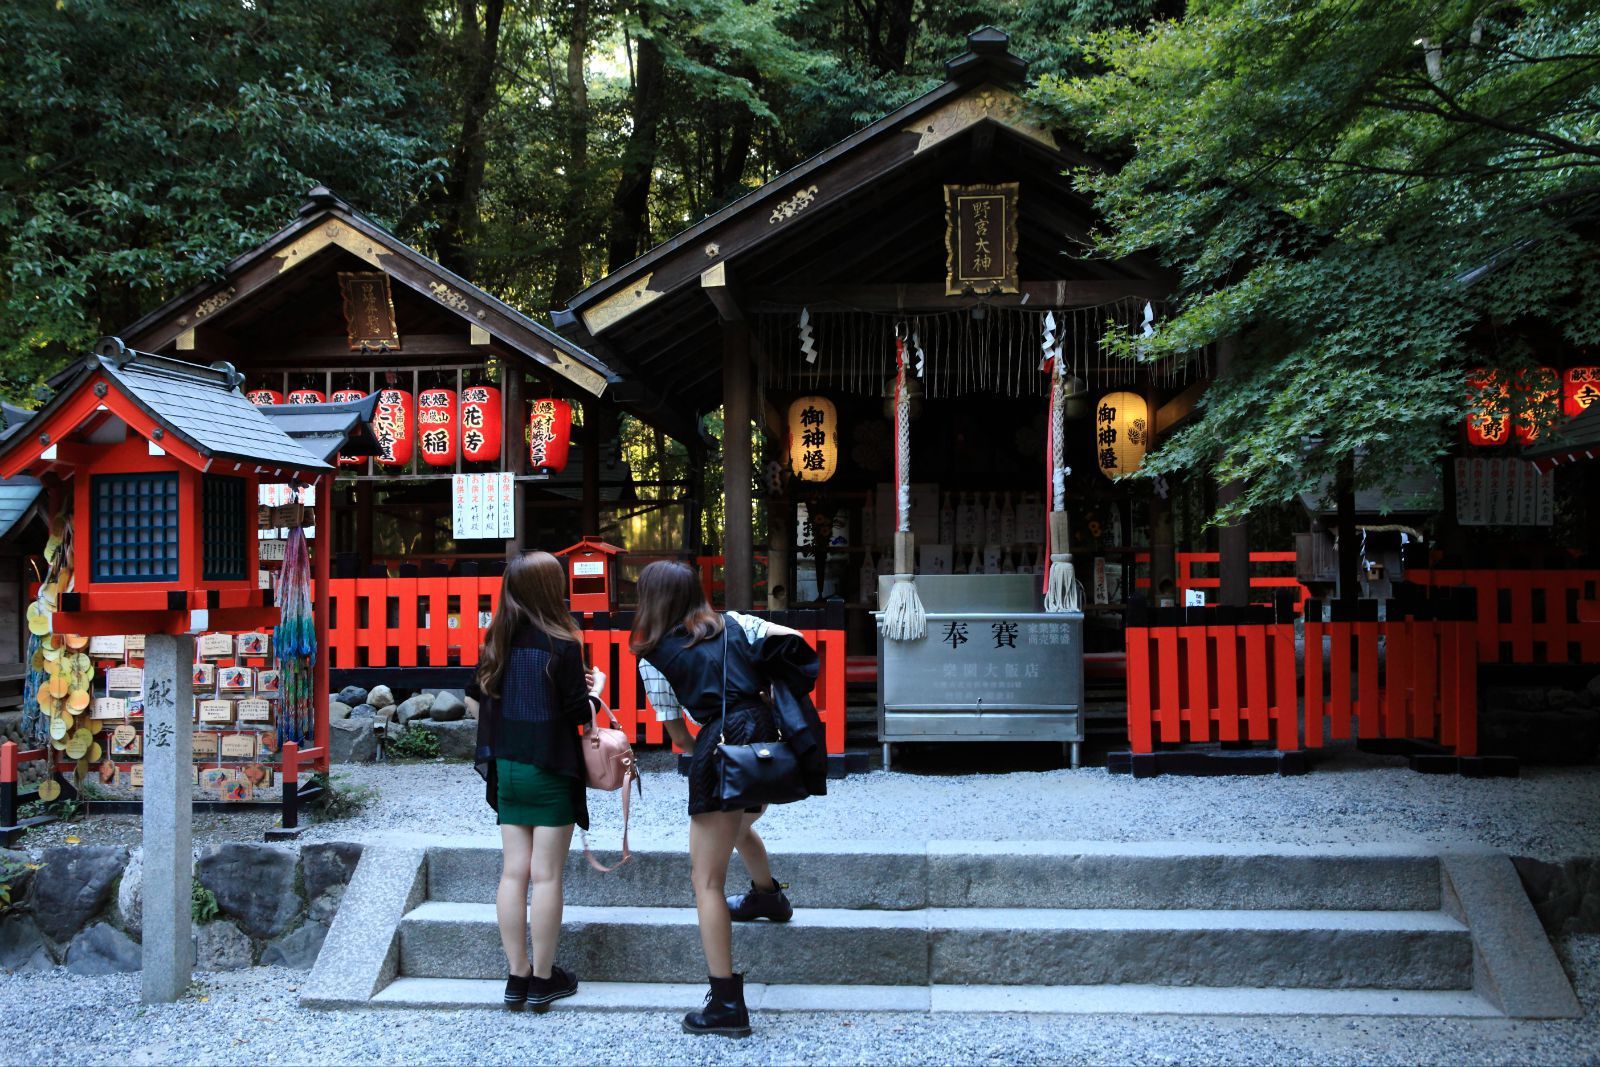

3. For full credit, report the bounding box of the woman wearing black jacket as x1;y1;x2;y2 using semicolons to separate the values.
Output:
470;550;601;1011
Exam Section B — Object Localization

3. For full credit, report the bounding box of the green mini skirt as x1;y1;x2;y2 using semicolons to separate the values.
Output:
495;759;578;828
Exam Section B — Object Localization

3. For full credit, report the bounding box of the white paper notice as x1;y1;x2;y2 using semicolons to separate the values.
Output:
498;472;515;538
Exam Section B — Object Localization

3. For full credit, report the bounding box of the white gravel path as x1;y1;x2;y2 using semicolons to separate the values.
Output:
5;937;1599;1066
293;749;1600;861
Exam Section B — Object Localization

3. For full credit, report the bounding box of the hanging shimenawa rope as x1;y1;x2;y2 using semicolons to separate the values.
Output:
1041;314;1082;613
880;333;927;641
274;525;316;747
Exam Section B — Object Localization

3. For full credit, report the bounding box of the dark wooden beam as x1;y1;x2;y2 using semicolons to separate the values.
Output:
750;280;1170;312
700;262;745;322
1215;336;1249;608
722;323;754;609
246;333;484;363
1156;380;1208;435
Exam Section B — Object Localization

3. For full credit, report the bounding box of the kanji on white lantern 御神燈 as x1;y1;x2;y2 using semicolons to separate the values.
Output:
460;385;501;462
1093;391;1148;479
787;396;838;482
419;388;458;467
528;398;573;474
374;389;415;468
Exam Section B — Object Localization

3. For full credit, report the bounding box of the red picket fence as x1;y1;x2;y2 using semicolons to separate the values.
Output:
1125;593;1479;756
324;578;846;753
1410;568;1600;664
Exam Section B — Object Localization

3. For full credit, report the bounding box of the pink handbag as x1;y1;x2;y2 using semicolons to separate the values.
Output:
581;697;639;872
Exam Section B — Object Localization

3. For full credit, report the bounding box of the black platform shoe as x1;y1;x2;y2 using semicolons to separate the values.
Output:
526;965;579;1012
682;973;752;1037
504;969;532;1010
727;879;793;923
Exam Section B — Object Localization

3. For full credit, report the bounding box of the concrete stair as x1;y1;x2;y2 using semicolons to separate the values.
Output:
302;840;1581;1019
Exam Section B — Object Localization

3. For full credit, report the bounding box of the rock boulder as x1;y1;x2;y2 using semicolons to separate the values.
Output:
196;844;300;940
33;845;128;943
366;685;395;710
415;719;476;760
395;693;434;725
65;923;140;974
261;921;329;970
429;690;467;723
329;719;376;763
335;685;368;707
193;919;253;971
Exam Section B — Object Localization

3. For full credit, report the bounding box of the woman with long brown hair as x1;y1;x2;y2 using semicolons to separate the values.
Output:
469;550;601;1011
631;560;827;1038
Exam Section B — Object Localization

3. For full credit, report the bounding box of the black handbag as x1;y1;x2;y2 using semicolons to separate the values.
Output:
715;626;807;808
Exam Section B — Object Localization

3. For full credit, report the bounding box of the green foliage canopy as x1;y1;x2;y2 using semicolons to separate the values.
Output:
1034;0;1600;521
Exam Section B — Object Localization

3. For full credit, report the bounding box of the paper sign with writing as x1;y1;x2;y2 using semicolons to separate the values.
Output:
199;633;236;660
199;700;234;724
88;635;125;657
129;763;144;788
123;634;145;657
91;698;126;721
237;698;272;723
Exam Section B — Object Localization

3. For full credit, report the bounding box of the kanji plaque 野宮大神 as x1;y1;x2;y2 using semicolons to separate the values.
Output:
944;182;1019;295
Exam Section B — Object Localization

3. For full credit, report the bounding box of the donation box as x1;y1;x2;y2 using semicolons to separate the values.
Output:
555;537;624;616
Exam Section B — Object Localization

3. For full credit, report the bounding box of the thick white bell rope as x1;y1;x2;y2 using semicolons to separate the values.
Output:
881;335;926;641
1043;344;1082;613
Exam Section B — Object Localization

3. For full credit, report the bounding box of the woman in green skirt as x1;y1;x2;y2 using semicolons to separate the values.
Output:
469;551;601;1010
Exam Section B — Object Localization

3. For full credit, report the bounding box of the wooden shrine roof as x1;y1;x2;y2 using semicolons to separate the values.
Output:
119;187;621;399
552;27;1176;417
1526;403;1600;472
256;394;383;465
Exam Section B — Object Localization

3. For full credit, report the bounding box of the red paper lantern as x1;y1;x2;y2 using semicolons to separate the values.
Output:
460;385;501;463
1564;367;1600;418
1514;366;1559;444
246;388;285;406
331;390;368;467
528;398;573;474
1465;369;1510;446
418;388;458;468
288;389;326;405
374;389;415;468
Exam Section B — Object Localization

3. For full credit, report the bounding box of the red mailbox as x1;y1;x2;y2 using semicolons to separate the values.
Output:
554;537;625;616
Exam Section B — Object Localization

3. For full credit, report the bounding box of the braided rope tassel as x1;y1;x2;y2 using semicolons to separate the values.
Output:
1044;355;1082;613
881;337;926;640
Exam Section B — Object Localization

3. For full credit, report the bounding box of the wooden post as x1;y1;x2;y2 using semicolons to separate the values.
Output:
503;365;527;556
354;482;374;575
1337;452;1359;604
723;324;754;610
685;442;706;558
1146;383;1176;603
1216;336;1249;608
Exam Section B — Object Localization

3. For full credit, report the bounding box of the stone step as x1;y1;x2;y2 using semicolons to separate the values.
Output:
396;901;1473;990
422;841;1443;912
370;977;1502;1017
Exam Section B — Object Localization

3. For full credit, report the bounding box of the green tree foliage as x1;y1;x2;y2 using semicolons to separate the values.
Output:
0;0;447;400
1034;1;1600;522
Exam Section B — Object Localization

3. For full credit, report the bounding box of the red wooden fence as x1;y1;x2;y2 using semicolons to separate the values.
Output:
324;577;846;753
1410;568;1600;664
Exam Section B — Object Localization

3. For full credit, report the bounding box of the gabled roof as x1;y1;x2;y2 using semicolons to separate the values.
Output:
0;475;42;543
0;339;333;479
121;187;621;398
1526;402;1600;472
257;395;382;464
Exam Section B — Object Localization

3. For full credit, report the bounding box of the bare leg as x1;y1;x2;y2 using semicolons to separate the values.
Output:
528;823;575;978
497;825;534;977
689;810;744;978
734;808;776;890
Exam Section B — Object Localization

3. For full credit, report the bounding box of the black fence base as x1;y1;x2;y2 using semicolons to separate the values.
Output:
1107;749;1310;778
1357;738;1520;777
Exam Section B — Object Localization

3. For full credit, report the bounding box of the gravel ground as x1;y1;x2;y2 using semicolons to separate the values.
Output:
4;936;1598;1066
19;746;1600;860
285;748;1600;862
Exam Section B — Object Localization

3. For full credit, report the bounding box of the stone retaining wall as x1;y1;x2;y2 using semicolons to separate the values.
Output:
0;841;362;974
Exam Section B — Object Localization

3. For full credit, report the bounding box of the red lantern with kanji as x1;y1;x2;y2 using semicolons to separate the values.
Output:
418;388;458;467
332;390;368;467
1465;369;1510;446
460;385;501;463
246;388;285;406
1565;367;1600;418
1514;366;1559;444
374;389;415;468
528;398;573;474
288;388;326;405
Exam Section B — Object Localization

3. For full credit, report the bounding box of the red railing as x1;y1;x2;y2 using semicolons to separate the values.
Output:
1411;568;1600;664
324;577;846;753
1125;594;1480;756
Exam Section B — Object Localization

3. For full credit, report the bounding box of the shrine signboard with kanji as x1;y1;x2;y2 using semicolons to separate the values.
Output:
337;272;401;351
883;612;1083;712
943;182;1019;295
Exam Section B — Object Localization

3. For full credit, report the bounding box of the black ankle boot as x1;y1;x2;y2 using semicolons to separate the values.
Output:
682;973;752;1037
728;879;793;923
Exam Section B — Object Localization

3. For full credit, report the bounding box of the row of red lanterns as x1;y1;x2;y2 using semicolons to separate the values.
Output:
245;387;572;472
1465;366;1599;446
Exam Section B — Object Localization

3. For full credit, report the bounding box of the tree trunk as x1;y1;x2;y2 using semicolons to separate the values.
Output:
436;0;506;277
710;101;755;206
606;23;666;273
852;0;916;74
551;0;590;301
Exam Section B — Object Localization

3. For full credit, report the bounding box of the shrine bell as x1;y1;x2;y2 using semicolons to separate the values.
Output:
554;537;625;617
0;339;334;635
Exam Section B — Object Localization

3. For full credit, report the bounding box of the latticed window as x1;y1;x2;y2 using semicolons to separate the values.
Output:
202;474;248;581
91;473;180;583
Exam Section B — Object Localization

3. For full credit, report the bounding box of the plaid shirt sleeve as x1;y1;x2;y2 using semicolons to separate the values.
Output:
638;657;685;723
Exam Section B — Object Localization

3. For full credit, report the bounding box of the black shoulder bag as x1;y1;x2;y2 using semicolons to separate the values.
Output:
715;623;807;808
